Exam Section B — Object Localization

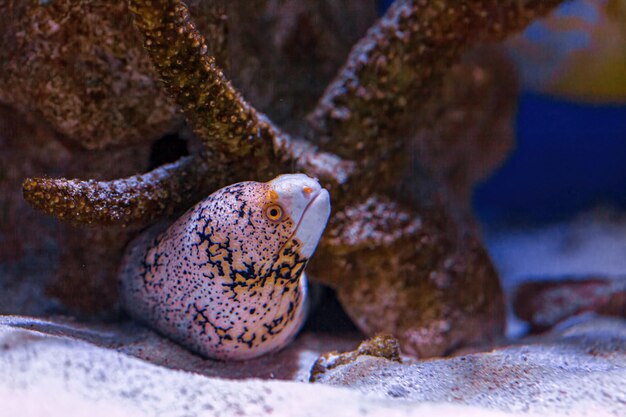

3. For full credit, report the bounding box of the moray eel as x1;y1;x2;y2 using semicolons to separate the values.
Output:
119;174;331;360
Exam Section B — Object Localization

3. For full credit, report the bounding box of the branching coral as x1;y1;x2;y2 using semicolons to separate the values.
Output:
0;0;373;318
23;156;210;226
307;0;561;196
24;0;562;219
23;0;355;225
21;0;564;356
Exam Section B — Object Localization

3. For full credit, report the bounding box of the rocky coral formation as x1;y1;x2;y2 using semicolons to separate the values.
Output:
513;276;626;331
0;105;151;315
0;0;376;150
310;335;402;382
0;0;180;149
3;0;565;356
410;46;518;209
0;0;376;314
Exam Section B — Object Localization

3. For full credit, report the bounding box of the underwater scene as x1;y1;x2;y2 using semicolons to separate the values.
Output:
1;0;625;415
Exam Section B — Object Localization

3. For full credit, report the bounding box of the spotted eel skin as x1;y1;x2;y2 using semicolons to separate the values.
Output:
119;174;331;360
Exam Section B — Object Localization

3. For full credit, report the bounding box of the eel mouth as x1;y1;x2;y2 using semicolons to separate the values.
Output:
273;187;331;266
290;188;331;258
294;188;323;233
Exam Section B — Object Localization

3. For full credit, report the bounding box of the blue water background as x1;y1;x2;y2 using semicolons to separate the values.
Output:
474;95;626;224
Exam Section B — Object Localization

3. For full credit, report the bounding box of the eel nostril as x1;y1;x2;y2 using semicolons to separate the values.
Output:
303;186;313;197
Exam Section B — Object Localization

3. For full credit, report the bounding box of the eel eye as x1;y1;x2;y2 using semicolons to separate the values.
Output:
265;204;284;222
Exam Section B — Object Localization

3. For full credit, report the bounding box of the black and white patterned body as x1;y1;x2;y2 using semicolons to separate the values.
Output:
119;174;330;360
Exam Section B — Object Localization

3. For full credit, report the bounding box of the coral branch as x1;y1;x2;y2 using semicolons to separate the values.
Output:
123;0;357;200
305;0;564;355
127;0;283;179
23;0;353;225
23;156;212;226
22;0;561;226
124;0;360;194
307;0;563;192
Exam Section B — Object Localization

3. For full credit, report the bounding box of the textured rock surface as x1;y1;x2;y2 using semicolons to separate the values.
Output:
409;46;518;209
310;335;402;382
310;47;519;356
312;317;626;416
2;316;624;416
0;317;594;417
0;0;180;150
484;209;626;336
513;276;626;331
0;0;376;150
225;0;379;132
311;201;505;358
2;315;361;381
0;318;519;417
0;105;149;316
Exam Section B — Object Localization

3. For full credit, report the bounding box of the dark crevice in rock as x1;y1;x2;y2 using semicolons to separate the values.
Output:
148;133;190;170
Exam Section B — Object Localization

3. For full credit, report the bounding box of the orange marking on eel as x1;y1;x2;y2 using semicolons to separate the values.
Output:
266;189;279;202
